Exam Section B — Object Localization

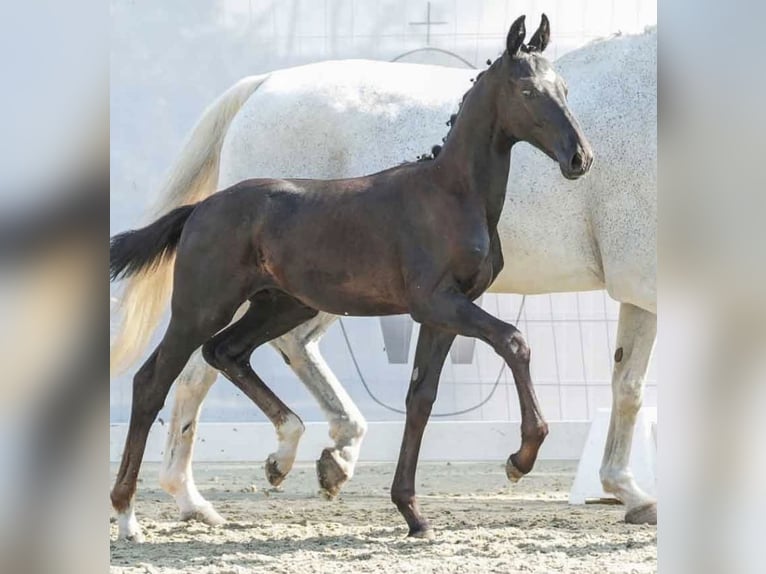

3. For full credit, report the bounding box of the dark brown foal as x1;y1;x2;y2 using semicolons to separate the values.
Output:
110;13;592;540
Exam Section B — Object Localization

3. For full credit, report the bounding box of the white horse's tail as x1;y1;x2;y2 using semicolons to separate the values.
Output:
111;74;269;376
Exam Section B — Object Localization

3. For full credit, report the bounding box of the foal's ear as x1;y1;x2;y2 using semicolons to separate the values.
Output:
527;14;550;53
506;15;526;56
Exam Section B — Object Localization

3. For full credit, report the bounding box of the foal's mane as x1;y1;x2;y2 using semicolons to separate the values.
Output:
410;57;500;164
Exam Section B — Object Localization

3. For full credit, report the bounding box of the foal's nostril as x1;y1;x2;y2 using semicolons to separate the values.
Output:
570;151;585;173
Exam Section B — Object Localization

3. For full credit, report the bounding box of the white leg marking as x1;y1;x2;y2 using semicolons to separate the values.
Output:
116;502;144;542
600;303;657;517
266;413;305;481
158;349;224;525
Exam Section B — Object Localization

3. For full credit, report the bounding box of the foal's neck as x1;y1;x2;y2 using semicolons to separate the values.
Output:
434;67;513;229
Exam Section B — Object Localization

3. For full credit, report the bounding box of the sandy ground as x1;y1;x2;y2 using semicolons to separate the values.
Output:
110;460;656;573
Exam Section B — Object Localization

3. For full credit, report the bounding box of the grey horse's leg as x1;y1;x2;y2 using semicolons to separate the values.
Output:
599;302;657;524
271;312;367;497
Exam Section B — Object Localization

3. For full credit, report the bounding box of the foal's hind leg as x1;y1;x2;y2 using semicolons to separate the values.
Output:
271;313;368;498
111;308;235;542
600;303;657;524
202;291;319;487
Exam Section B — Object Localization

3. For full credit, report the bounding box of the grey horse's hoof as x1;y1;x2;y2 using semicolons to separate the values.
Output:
625;502;657;525
316;448;350;499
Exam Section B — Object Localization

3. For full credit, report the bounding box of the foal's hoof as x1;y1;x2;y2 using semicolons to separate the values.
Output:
408;527;436;540
316;448;350;499
117;526;145;543
116;511;145;543
180;504;226;527
625;502;657;525
505;457;526;483
265;455;288;487
123;531;145;544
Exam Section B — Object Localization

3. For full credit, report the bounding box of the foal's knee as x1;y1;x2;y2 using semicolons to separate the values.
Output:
498;329;530;365
522;419;549;445
406;387;438;420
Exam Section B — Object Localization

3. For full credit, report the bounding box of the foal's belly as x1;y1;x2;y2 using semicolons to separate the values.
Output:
271;247;409;316
264;235;410;317
289;284;409;317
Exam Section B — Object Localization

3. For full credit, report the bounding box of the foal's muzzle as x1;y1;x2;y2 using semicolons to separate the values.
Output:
560;145;593;180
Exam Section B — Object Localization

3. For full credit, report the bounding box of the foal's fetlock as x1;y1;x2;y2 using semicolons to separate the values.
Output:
508;422;548;479
391;491;433;539
264;415;305;487
110;485;135;517
529;421;549;444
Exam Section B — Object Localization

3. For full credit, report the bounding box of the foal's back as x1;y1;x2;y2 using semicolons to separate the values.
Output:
181;164;450;316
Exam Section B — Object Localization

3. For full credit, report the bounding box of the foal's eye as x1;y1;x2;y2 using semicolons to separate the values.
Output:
521;89;536;98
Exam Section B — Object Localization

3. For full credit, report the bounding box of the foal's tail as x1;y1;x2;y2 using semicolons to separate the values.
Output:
110;73;268;376
110;205;196;282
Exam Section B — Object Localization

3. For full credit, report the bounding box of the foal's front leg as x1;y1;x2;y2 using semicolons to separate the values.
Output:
391;325;455;538
410;290;548;478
